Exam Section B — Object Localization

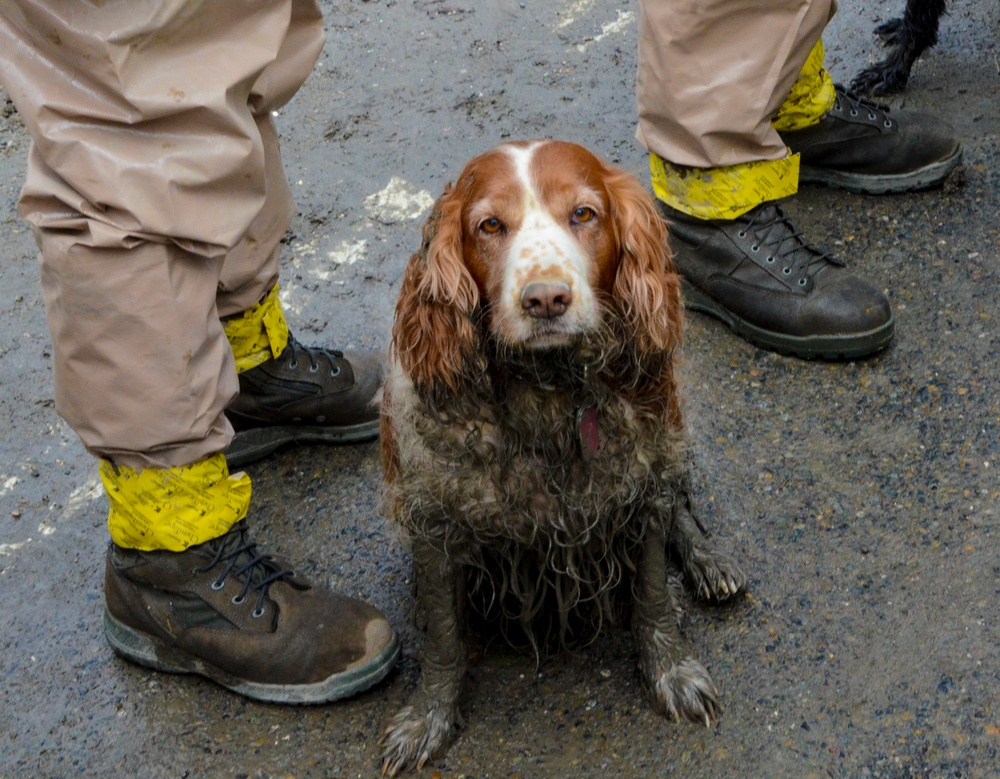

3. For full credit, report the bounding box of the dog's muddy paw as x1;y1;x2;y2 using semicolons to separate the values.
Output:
683;547;746;602
850;66;904;97
850;68;883;96
380;703;457;777
653;658;720;726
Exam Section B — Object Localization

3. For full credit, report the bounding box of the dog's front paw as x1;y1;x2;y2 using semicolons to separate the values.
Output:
380;701;459;777
683;545;746;602
651;658;720;726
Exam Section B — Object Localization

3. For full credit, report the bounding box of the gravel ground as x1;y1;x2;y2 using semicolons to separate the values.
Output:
1;1;997;777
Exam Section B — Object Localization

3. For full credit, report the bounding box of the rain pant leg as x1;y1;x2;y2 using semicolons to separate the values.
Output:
636;0;838;219
0;1;324;550
0;0;324;471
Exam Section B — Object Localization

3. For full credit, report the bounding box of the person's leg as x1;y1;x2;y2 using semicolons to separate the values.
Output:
215;111;384;467
636;0;960;359
0;0;397;701
637;0;836;171
202;0;381;465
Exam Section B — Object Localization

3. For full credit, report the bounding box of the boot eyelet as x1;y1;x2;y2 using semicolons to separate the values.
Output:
850;109;859;117
798;278;808;287
231;594;246;605
287;360;298;370
782;267;792;276
737;230;747;238
765;255;775;264
251;607;266;619
868;113;876;121
884;120;892;128
308;363;319;373
211;579;225;591
751;244;760;252
330;365;341;377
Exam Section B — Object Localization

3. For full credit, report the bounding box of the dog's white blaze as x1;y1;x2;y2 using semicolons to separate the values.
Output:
497;143;597;345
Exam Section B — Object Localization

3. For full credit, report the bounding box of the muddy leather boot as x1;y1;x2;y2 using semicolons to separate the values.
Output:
103;521;399;703
662;201;894;360
226;335;383;467
780;85;962;193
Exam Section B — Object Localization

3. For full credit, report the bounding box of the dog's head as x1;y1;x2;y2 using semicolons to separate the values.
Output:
392;140;682;396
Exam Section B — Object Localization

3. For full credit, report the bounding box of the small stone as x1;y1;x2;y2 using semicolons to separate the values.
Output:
11;509;21;518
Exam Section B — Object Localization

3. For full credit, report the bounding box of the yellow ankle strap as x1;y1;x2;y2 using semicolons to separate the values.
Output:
101;453;252;552
223;285;290;373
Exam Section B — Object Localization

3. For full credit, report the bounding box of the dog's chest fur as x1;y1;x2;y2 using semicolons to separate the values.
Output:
391;371;682;537
386;347;686;647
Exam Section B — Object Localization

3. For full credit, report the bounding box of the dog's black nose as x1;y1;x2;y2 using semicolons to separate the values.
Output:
520;281;573;319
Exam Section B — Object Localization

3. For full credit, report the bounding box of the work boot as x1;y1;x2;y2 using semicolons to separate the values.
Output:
779;85;962;193
226;334;383;467
662;202;894;360
103;521;400;704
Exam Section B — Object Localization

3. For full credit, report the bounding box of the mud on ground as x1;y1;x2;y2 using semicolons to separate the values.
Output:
1;1;998;777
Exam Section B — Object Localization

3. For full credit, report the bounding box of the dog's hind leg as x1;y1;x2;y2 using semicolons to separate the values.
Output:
667;489;746;602
381;538;468;777
634;518;720;724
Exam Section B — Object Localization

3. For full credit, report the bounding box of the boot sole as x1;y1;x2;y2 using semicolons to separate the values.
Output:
681;279;895;360
798;146;963;194
226;418;380;468
103;607;400;704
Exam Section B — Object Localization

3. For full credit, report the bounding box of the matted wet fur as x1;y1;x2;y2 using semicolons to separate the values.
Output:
851;0;948;96
378;141;746;775
397;317;681;653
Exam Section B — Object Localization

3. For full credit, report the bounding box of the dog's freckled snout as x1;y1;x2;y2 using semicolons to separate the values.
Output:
520;280;573;319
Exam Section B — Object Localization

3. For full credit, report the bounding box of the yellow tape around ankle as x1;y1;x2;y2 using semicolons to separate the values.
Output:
101;453;252;552
223;284;290;373
651;153;801;220
772;39;836;133
650;40;834;220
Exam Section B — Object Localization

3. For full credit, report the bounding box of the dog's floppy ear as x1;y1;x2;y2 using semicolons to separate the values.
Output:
391;185;481;397
607;170;683;356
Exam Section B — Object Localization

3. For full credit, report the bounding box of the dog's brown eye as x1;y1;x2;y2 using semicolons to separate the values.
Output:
480;217;504;234
572;207;595;224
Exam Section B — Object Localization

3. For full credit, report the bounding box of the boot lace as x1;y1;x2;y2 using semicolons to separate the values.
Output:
195;522;295;618
738;204;844;285
832;85;893;129
283;335;344;378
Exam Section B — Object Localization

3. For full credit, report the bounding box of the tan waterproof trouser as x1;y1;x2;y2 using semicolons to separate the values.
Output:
636;0;837;168
0;1;324;470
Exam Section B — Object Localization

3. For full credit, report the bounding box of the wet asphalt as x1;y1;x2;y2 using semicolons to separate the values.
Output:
0;1;997;777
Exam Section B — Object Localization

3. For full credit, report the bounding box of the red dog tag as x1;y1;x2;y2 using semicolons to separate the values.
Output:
578;406;600;461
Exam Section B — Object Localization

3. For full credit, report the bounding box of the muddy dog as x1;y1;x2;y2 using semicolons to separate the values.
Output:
851;0;948;95
378;140;746;775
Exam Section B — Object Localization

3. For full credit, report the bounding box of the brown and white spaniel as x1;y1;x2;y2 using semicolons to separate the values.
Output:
379;140;745;775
